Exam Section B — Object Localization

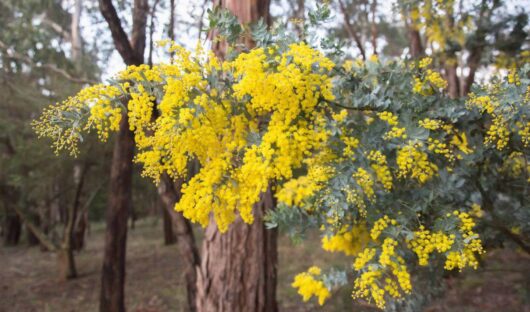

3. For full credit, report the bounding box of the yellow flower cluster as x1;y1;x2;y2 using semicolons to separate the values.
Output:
450;131;473;155
352;238;412;309
370;215;396;240
470;203;484;218
332;109;348;122
419;118;443;130
32;83;122;156
485;116;510;150
413;70;447;95
427;137;454;162
466;93;513;150
353;168;375;200
367;150;393;190
466;94;497;114
378;111;407;140
396;142;438;183
276;165;334;206
444;211;485;271
344;189;367;217
353;247;377;270
342;136;360;158
518;121;530;147
322;224;371;256
408;226;454;266
292;266;331;306
507;68;521;85
501;152;529;179
418;57;432;69
377;111;398;125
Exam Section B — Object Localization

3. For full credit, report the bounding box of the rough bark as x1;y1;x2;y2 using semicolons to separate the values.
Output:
157;174;200;311
196;187;278;312
99;113;135;312
195;1;278;310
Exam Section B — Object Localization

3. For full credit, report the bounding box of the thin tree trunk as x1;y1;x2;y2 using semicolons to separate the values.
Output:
72;211;87;250
58;161;88;280
97;0;147;310
58;247;77;280
409;28;424;58
74;182;105;251
370;0;378;55
26;214;41;246
71;0;83;66
3;211;21;246
157;174;200;311
161;199;176;245
99;112;135;312
446;55;460;99
461;0;491;96
338;0;366;60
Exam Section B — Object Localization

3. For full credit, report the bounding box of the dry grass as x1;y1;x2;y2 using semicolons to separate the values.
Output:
0;218;528;311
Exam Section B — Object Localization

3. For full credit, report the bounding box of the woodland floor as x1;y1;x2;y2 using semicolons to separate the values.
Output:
0;218;529;312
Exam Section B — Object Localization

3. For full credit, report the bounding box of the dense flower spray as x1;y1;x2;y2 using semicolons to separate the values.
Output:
34;28;530;310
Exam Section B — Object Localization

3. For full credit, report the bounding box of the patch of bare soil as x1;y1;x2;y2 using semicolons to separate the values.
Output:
0;220;528;311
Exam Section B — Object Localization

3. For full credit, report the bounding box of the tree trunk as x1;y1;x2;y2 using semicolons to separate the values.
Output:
161;199;176;245
409;28;424;58
196;187;278;312
3;212;21;246
157;174;200;311
445;59;460;99
71;0;83;66
98;0;147;311
99;113;135;312
26;214;41;246
72;211;87;250
58;247;77;280
194;1;278;311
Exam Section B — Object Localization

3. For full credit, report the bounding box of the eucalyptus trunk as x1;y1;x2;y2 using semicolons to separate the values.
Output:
195;1;278;309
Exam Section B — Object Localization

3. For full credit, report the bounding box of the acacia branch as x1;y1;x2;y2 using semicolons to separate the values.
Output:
476;180;530;255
